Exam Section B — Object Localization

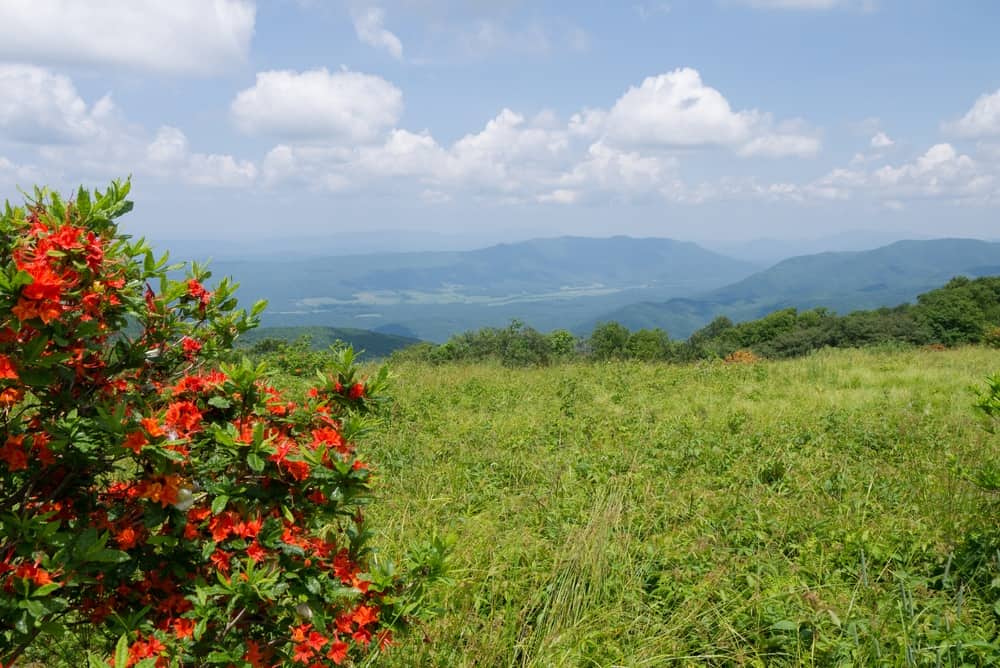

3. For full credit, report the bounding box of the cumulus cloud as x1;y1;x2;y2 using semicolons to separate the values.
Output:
0;65;117;144
597;69;754;147
944;88;1000;139
352;7;404;60
774;143;997;204
870;131;894;148
146;126;257;188
0;0;254;75
738;132;821;158
231;68;403;143
574;68;819;158
251;67;823;204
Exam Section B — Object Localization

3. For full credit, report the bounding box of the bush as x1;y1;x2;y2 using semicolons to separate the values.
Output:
0;182;442;667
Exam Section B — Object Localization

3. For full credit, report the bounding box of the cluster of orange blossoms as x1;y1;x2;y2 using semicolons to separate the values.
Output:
1;188;402;667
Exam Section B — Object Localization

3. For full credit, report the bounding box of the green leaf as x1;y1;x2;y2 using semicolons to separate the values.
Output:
770;620;798;632
114;633;130;668
247;452;265;473
31;582;62;597
211;495;229;515
208;396;231;410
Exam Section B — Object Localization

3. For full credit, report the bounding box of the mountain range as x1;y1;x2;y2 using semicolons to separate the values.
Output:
594;238;1000;337
174;235;1000;344
201;236;757;342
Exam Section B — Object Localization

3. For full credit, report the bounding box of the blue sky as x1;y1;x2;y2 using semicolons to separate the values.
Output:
0;0;998;247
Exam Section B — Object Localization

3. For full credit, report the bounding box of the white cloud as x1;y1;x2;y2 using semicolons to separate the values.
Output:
352;7;404;60
739;132;821;158
146;126;257;188
577;68;819;158
0;65;117;144
561;141;675;195
0;0;254;75
0;155;42;187
232;68;403;143
251;68;823;203
944;88;1000;139
537;188;580;204
870;131;894;148
786;143;997;204
186;153;258;188
599;68;754;147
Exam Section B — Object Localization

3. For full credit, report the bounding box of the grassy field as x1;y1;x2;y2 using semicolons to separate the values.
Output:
341;347;1000;666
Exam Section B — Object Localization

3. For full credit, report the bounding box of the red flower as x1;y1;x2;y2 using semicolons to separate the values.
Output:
244;640;271;667
180;336;202;358
172;617;194;639
114;526;140;550
164;401;202;436
326;640;349;665
141;417;165;438
187;279;211;307
292;642;315;663
123;430;148;454
12;297;62;323
349;383;365;400
0;435;28;471
0;355;17;379
246;541;266;563
351;604;378;628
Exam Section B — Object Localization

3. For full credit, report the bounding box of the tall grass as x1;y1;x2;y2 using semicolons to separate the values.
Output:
354;347;1000;666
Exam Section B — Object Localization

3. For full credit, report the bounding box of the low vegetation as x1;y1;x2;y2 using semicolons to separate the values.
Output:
347;347;1000;665
392;275;1000;367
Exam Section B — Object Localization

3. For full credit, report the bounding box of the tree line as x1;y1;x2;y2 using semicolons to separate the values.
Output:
389;275;1000;366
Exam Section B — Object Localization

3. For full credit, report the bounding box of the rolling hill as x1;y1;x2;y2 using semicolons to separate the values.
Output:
589;238;1000;338
236;326;421;359
200;236;758;341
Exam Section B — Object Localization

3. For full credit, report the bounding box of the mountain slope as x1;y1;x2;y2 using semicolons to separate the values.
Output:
590;238;1000;338
202;236;757;341
236;326;420;359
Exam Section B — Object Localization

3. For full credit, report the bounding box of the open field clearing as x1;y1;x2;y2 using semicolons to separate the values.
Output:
355;348;1000;666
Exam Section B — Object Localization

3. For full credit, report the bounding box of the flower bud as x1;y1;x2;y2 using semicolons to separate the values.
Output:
295;603;313;619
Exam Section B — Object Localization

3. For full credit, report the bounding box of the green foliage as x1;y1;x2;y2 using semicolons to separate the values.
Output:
366;348;1000;666
395;274;1000;366
238;326;420;360
588;321;631;360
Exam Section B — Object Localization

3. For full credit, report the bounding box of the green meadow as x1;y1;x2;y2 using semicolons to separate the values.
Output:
335;347;1000;666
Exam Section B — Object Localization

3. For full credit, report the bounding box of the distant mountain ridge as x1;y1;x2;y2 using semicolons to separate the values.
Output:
206;235;758;341
589;238;1000;338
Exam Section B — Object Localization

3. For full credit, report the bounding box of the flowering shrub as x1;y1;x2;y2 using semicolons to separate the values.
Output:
0;182;441;667
985;326;1000;349
723;349;759;365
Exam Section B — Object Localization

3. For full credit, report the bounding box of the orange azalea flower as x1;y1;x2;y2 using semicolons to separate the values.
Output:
0;387;23;406
0;435;28;471
114;526;140;550
0;355;17;379
244;640;271;668
11;297;62;324
123;430;148;454
172;618;194;639
141;417;165;438
164;400;202;436
138;474;183;507
326;640;349;665
351;605;378;628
